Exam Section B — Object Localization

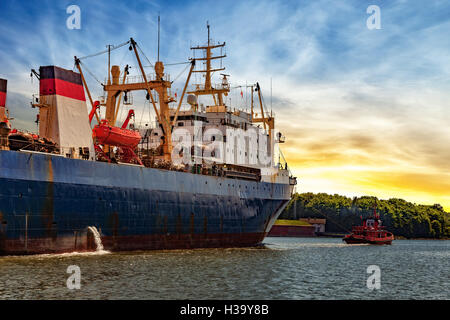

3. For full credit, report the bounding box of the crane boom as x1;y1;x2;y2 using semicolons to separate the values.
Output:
121;109;135;129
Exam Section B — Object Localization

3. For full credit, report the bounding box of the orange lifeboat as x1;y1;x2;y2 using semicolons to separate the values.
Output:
93;120;141;148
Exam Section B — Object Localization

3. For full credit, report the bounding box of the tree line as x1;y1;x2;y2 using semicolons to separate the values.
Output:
280;193;450;239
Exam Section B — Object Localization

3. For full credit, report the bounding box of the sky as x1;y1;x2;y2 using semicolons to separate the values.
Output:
0;0;449;210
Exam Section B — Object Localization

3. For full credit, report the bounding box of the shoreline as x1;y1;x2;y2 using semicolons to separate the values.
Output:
308;233;449;240
394;236;450;240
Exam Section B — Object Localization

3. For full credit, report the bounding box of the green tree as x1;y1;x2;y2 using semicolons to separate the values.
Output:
279;192;449;239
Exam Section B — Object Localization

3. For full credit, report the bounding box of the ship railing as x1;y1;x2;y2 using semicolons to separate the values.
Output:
20;139;93;160
171;103;197;112
8;135;87;158
107;73;171;85
134;121;159;130
56;146;92;160
188;82;230;93
252;110;275;119
352;226;387;232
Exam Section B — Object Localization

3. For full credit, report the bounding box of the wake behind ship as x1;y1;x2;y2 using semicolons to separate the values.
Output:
0;26;296;255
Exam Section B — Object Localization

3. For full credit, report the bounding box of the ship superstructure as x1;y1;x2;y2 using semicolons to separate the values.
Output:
0;25;296;255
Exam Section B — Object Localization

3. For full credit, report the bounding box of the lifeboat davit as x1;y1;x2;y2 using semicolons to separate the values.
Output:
93;120;141;148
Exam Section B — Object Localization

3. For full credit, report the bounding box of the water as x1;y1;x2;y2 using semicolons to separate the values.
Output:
0;237;448;299
87;226;107;252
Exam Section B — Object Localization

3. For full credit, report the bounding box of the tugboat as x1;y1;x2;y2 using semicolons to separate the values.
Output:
343;207;394;245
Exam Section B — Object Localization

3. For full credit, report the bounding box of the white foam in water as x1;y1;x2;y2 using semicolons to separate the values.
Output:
3;249;111;260
32;250;111;259
264;241;370;251
87;226;105;252
3;227;111;260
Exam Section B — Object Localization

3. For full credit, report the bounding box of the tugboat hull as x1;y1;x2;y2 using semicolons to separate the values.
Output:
343;235;393;245
343;207;394;245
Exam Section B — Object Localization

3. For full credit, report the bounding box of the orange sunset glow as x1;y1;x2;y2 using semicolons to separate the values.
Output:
276;83;450;211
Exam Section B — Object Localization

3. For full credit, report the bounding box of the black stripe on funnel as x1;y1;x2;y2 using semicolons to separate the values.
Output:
39;66;82;85
0;79;6;92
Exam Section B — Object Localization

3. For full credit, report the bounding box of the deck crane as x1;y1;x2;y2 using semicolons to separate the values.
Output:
88;101;100;125
121;109;135;129
75;37;196;163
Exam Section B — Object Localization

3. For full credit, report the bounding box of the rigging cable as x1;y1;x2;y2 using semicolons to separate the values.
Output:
77;40;131;61
165;61;191;66
136;43;153;68
78;60;103;86
139;98;147;126
148;94;153;128
139;61;190;69
171;62;191;84
118;46;131;71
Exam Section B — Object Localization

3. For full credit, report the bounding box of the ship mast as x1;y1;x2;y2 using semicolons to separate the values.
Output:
252;82;276;158
91;38;172;160
188;23;228;106
92;36;194;162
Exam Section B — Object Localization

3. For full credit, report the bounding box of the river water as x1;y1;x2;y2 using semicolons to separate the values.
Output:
0;237;448;300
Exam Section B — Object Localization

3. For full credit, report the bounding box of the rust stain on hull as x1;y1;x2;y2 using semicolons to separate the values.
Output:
42;157;55;240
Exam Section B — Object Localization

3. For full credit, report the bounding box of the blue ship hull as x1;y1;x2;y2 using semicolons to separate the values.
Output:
0;150;291;254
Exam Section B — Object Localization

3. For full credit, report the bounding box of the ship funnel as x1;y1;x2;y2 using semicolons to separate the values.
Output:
0;78;10;150
0;78;6;108
38;66;94;159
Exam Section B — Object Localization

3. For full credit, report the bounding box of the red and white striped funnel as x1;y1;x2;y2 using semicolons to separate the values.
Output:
37;66;93;158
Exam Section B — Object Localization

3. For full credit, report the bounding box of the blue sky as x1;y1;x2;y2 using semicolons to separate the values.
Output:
1;0;448;86
0;0;449;208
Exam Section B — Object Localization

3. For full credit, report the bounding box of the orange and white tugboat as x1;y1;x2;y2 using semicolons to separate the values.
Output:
343;207;394;245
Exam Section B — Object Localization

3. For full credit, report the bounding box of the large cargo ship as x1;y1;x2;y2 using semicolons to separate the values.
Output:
0;26;296;255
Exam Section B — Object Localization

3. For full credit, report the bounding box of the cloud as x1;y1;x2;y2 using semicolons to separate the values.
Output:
5;91;37;131
0;0;449;209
